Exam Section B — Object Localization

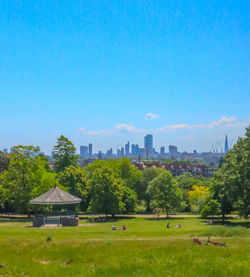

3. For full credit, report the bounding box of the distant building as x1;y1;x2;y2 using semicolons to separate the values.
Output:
224;135;229;153
3;148;8;153
98;151;102;159
51;151;55;159
88;143;93;157
121;147;125;156
160;146;165;155
80;145;88;158
131;144;136;156
125;142;130;156
144;134;153;158
169;145;177;157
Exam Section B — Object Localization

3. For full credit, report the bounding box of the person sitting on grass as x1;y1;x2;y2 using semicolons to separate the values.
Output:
167;223;171;228
121;225;126;231
193;237;202;245
176;224;181;228
112;224;116;230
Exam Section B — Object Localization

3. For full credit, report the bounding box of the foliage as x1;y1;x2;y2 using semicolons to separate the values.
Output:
0;145;57;213
142;167;165;211
121;186;137;214
175;173;213;212
0;151;9;175
53;135;78;173
85;160;125;216
212;125;250;219
147;171;182;216
57;165;89;211
200;199;221;218
188;185;209;212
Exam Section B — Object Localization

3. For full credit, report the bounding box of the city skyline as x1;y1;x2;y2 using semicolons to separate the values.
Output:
1;132;236;157
0;1;249;154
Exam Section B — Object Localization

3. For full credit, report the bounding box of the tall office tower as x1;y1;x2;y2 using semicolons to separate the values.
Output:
160;146;165;155
169;145;177;156
125;141;130;156
117;149;121;156
135;144;139;156
224;135;229;153
144;134;153;158
121;147;125;156
131;144;136;156
51;151;55;159
88;143;93;157
80;145;88;158
3;148;8;153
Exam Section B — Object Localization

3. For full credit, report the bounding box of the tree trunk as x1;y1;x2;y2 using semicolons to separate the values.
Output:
222;213;225;222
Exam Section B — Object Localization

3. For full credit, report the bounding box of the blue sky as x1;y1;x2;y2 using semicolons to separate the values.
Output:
0;1;249;154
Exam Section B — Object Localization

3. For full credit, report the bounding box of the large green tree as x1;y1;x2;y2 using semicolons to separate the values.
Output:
0;146;56;213
85;160;125;216
212;125;250;219
58;165;89;211
142;167;165;211
147;171;182;217
53;135;78;173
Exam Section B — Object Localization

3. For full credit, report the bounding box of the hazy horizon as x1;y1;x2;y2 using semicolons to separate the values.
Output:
0;1;249;154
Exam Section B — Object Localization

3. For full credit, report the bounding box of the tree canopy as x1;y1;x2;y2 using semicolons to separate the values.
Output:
53;135;78;173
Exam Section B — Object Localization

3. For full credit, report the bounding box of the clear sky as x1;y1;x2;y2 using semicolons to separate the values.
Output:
0;1;249;154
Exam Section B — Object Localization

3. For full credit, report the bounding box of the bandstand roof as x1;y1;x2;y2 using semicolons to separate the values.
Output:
29;186;81;205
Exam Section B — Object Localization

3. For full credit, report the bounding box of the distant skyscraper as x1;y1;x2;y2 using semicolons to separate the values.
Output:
169;145;177;156
224;135;229;153
80;145;88;158
160;146;165;155
144;134;153;158
125;142;130;156
131;144;136;156
3;148;8;153
88;143;93;157
51;151;55;159
121;147;125;156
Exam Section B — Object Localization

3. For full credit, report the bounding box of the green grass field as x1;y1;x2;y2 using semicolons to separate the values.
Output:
0;216;249;277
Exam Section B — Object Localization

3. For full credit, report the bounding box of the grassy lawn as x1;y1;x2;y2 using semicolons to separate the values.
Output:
0;217;249;277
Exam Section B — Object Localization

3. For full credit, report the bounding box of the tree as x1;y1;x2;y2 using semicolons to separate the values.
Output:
122;186;137;214
188;185;209;212
212;125;250;219
53;135;78;173
0;146;57;213
176;173;214;212
147;171;182;217
201;199;221;218
85;160;125;217
117;158;143;200
142;167;165;211
58;165;89;211
0;151;9;175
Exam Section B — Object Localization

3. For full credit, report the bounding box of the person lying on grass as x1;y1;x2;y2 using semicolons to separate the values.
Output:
176;224;181;228
207;236;226;246
112;224;116;230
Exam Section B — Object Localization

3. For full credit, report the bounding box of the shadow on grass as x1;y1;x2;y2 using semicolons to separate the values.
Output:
201;220;249;228
146;217;187;221
81;216;135;224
